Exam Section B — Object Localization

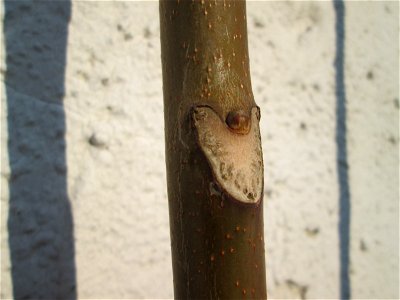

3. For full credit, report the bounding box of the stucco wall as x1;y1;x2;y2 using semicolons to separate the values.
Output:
1;1;398;299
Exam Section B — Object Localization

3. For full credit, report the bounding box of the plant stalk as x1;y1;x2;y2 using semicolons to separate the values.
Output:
160;0;266;298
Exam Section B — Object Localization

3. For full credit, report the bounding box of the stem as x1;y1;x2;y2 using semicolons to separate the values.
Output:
160;0;266;298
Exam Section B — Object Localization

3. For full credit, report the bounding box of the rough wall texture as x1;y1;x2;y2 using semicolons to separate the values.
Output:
1;1;398;299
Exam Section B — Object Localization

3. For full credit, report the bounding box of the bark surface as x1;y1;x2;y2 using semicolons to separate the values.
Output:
160;0;266;298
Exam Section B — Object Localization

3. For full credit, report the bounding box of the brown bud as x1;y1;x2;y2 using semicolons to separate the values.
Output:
226;110;251;134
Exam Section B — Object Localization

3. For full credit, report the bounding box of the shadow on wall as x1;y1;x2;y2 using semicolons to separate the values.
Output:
333;0;351;299
4;1;76;299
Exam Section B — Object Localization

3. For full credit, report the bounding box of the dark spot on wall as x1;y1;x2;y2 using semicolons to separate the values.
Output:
286;279;308;300
17;143;32;154
76;70;89;81
89;51;104;66
24;120;35;127
18;3;32;12
366;70;374;80
305;227;319;237
312;83;320;92
388;136;397;145
359;239;368;252
394;98;399;109
116;24;133;41
266;40;275;48
254;19;264;28
32;44;43;53
101;78;109;86
54;162;67;175
338;158;348;169
124;33;133;41
88;133;107;149
144;27;152;38
300;122;307;130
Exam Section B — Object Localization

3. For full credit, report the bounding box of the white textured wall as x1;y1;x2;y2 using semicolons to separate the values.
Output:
1;1;398;299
